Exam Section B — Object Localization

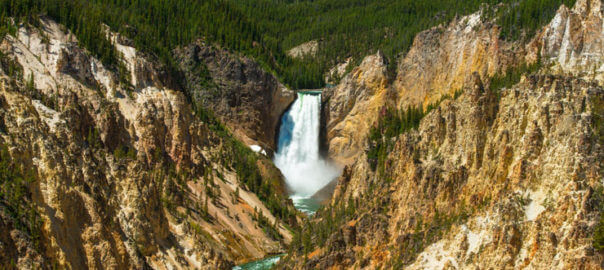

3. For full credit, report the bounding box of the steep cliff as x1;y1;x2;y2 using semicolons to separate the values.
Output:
323;6;520;164
285;74;604;270
530;0;604;82
0;18;298;269
283;0;604;268
322;52;391;164
174;41;294;152
393;8;518;109
321;0;604;180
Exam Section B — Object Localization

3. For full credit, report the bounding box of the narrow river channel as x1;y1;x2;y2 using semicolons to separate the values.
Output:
234;91;339;269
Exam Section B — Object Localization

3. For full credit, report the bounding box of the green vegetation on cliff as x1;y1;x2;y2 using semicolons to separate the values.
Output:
193;104;298;225
591;94;604;252
593;186;604;251
367;90;462;173
0;0;575;89
367;105;424;172
0;143;42;250
489;59;543;93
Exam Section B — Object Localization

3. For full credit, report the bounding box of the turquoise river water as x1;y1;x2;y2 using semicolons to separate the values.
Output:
234;92;336;269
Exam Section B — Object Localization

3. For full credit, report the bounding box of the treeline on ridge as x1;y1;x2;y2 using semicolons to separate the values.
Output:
1;0;575;90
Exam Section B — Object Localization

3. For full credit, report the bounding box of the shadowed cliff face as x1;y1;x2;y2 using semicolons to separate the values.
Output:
174;41;295;152
284;0;604;268
0;19;298;269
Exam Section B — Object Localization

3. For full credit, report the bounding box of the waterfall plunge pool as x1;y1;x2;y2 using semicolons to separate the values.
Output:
290;195;322;215
233;254;284;270
234;92;339;270
274;92;340;201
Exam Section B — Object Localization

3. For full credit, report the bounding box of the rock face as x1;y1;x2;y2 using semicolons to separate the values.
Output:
324;57;352;85
531;0;604;82
323;8;520;164
174;41;294;151
0;18;297;269
322;75;602;269
322;52;391;164
322;0;603;175
287;40;319;59
283;0;604;269
286;74;604;270
393;9;519;108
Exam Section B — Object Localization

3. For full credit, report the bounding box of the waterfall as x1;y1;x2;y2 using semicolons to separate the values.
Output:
274;92;339;198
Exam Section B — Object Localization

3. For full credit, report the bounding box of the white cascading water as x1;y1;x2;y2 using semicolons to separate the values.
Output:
274;92;339;200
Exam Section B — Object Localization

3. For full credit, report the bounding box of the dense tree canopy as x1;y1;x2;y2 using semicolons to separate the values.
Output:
0;0;576;89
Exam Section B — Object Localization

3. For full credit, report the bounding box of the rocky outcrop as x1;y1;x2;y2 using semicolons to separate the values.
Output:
321;0;603;189
393;9;519;108
286;73;604;270
323;8;520;165
287;40;319;59
322;52;391;164
0;18;297;269
324;57;352;85
284;0;604;269
174;40;294;151
530;0;604;82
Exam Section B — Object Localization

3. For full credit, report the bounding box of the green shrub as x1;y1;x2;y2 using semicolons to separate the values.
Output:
593;186;604;251
594;212;604;251
489;60;542;93
0;50;23;81
113;144;137;161
86;127;102;149
591;95;604;144
0;143;42;250
0;0;573;90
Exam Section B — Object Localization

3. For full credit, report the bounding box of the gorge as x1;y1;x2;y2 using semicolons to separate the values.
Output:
0;0;603;269
274;91;340;214
236;91;340;268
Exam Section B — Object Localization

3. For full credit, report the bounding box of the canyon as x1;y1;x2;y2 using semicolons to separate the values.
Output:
281;0;604;269
0;18;298;269
0;0;603;269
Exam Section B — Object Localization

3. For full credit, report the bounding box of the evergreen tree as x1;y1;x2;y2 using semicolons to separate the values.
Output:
0;0;575;90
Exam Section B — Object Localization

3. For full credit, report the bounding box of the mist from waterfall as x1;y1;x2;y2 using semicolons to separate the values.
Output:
274;92;339;197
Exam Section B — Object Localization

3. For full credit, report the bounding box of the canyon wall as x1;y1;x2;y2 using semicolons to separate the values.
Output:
285;0;604;268
322;52;391;164
174;41;295;152
324;6;520;164
0;19;297;269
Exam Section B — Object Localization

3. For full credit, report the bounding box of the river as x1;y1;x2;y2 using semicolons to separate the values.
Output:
234;91;338;269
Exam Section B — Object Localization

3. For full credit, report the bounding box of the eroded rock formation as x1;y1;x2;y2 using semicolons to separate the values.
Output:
322;52;391;164
174;41;294;152
283;0;604;269
0;19;297;269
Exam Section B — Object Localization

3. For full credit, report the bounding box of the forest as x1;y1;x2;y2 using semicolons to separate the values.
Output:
0;0;575;89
